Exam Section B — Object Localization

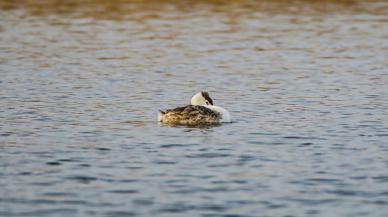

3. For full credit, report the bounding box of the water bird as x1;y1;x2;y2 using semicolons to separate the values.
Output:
158;91;231;125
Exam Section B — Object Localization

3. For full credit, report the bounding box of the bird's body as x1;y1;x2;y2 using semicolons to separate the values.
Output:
158;92;231;126
158;105;221;125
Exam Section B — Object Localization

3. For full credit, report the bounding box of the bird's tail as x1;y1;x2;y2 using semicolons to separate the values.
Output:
158;110;165;122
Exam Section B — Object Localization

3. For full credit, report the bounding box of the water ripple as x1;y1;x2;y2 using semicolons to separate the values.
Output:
1;1;387;217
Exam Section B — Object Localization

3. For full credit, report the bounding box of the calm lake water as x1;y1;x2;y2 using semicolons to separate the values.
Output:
1;0;388;216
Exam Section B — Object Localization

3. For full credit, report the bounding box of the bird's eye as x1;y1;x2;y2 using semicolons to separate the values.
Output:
206;102;209;105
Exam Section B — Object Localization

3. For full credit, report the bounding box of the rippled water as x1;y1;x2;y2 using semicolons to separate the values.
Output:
1;1;388;216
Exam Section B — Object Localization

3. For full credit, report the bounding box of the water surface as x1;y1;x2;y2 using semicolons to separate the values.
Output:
1;1;388;216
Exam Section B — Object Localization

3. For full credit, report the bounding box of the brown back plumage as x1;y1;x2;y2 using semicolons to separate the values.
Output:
160;105;221;125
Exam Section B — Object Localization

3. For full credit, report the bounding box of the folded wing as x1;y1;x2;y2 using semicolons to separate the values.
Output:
160;105;221;125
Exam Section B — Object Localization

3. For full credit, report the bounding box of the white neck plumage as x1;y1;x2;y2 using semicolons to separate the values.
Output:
204;105;232;123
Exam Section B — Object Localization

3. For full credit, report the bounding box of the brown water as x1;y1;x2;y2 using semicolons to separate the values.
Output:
1;1;388;217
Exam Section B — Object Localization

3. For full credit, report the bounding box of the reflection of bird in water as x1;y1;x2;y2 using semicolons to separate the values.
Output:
158;91;231;126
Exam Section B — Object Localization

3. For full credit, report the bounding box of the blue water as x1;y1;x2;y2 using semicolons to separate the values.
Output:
1;1;387;216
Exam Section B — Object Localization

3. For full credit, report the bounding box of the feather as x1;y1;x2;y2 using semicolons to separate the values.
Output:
159;105;221;125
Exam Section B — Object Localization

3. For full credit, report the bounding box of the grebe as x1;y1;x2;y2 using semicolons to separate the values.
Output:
158;92;231;125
